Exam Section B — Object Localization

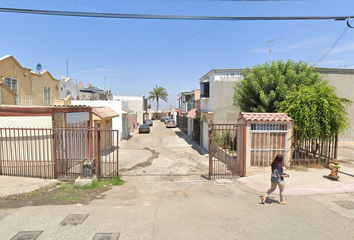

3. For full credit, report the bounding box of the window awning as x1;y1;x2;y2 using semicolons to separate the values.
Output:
187;108;197;119
92;107;119;119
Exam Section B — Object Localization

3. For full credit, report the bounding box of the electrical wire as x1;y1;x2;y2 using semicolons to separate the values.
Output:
0;7;351;21
313;17;354;67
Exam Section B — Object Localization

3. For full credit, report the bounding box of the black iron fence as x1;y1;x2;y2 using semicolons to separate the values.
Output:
0;125;119;180
292;130;337;165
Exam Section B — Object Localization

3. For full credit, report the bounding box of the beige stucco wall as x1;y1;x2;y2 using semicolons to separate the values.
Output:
0;56;32;99
213;81;240;124
315;69;354;143
0;83;15;105
31;71;60;106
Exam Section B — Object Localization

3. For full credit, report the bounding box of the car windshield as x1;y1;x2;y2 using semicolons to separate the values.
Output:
140;124;149;127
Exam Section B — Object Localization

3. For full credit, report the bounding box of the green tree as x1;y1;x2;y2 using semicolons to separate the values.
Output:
278;82;352;138
233;60;323;112
148;85;169;117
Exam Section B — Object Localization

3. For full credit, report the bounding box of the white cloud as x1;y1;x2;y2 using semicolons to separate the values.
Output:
330;43;354;54
287;37;332;50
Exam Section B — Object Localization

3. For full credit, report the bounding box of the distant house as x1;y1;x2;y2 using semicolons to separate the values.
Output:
178;90;200;114
198;69;243;151
179;89;201;141
59;77;79;100
71;100;132;142
113;95;148;125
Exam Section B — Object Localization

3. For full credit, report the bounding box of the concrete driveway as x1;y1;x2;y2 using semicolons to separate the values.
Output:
119;120;209;179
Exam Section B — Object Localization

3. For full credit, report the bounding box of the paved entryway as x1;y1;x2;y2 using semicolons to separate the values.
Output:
119;120;209;179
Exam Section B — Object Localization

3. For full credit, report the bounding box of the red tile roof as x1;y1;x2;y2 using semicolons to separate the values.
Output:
92;107;119;119
237;112;292;122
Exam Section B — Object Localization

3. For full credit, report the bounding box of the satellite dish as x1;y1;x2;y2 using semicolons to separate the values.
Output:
60;75;66;80
36;63;42;73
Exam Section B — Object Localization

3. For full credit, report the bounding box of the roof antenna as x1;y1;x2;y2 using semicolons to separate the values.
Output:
263;37;282;64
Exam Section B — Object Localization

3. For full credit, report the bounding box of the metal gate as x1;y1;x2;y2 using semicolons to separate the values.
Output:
209;124;245;179
250;123;288;167
0;125;119;180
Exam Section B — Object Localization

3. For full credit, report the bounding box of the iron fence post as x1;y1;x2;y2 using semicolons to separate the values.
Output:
209;122;213;180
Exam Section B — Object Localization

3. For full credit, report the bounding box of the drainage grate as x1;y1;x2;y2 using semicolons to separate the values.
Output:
10;231;43;240
333;201;354;210
60;214;89;226
93;233;121;240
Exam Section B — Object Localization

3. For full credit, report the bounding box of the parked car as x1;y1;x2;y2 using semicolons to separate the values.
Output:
145;119;153;126
166;119;177;128
139;124;150;133
160;117;165;122
164;117;171;124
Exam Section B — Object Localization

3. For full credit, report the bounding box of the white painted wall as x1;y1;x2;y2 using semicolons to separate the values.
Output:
113;96;144;125
200;69;243;114
188;118;193;137
71;100;124;141
59;78;78;100
0;116;52;128
202;121;209;151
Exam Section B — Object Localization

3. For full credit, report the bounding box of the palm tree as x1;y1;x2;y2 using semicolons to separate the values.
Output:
148;85;169;118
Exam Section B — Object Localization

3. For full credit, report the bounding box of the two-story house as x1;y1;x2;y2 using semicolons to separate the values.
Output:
178;90;201;141
31;70;60;106
198;69;243;151
0;55;60;106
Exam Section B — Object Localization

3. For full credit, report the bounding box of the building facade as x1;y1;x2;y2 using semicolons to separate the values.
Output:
198;69;243;151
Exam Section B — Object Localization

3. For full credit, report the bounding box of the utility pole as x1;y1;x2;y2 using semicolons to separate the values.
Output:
66;59;69;77
263;37;282;64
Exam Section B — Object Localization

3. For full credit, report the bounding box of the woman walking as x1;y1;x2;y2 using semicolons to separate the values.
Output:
260;154;289;205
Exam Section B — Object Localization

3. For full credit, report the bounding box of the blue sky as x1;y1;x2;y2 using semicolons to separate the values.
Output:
1;0;353;109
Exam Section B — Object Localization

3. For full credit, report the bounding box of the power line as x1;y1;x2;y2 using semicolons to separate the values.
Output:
313;18;354;67
0;7;352;21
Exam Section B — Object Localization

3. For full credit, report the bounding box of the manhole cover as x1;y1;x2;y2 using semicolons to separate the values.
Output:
93;233;121;240
333;201;354;210
60;214;89;226
10;231;43;240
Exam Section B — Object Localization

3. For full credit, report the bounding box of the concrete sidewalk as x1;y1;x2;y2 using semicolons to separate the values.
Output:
0;176;57;198
237;165;354;196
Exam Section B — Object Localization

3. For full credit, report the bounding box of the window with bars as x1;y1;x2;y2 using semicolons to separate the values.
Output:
250;123;287;131
43;87;51;106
